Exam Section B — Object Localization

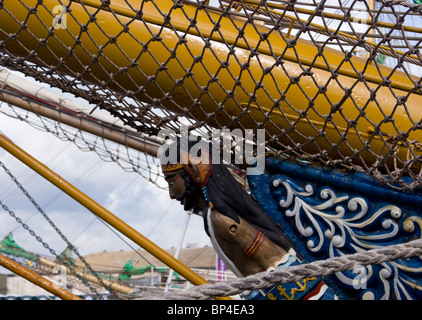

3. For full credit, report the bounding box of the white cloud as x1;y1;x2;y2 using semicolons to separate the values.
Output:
0;111;210;268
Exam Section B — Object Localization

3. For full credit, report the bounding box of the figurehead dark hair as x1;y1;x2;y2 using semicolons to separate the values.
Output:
160;137;292;251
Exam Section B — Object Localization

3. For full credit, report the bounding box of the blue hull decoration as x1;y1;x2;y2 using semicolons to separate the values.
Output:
248;157;422;300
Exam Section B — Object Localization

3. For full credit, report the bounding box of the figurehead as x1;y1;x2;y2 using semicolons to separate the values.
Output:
159;138;293;277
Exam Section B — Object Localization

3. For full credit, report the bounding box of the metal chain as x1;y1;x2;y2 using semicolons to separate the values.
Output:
0;160;109;299
0;197;103;298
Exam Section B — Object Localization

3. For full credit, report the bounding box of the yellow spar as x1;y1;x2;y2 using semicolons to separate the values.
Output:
0;132;231;300
0;253;83;300
0;0;421;170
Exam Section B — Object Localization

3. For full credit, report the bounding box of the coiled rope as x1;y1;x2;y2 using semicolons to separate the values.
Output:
162;238;422;300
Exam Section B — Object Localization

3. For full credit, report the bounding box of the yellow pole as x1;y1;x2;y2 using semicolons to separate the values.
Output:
0;253;83;300
2;0;422;169
0;133;230;300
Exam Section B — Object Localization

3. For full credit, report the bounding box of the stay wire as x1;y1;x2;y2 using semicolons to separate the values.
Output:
0;158;103;240
0;159;109;299
70;172;158;268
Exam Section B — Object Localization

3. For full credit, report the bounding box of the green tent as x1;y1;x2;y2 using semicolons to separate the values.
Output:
118;259;166;281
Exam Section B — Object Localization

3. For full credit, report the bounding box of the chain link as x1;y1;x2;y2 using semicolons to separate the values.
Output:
0;160;110;299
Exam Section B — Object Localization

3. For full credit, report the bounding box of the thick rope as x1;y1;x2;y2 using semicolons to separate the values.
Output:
163;238;422;300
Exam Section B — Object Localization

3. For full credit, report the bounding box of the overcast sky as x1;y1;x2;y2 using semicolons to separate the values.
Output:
0;108;211;272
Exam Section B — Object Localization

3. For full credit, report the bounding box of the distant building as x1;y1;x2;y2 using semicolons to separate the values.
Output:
0;246;236;299
0;272;83;299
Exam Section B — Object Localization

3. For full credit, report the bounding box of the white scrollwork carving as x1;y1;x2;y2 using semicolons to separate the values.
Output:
273;177;402;254
271;175;422;299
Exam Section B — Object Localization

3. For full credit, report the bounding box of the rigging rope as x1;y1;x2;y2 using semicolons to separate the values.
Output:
163;238;422;300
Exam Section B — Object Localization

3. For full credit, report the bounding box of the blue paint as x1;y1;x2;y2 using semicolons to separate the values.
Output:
247;156;422;300
265;157;422;208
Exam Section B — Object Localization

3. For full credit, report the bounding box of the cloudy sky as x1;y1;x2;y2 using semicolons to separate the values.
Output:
0;102;211;272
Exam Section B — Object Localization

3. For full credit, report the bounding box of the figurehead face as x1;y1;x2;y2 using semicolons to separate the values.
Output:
162;165;202;211
160;139;213;212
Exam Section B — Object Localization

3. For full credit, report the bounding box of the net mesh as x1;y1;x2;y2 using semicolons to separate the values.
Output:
0;0;422;191
0;88;167;189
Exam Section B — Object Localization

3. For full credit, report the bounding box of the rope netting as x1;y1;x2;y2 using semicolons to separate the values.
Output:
0;0;422;191
0;80;167;189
